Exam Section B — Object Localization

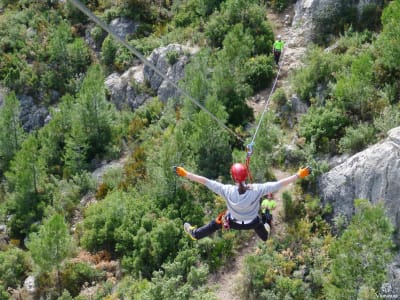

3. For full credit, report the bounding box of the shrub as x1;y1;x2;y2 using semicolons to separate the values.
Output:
244;55;275;92
358;4;383;31
267;0;295;12
299;105;349;153
61;262;105;297
374;105;400;137
338;123;376;154
282;191;302;223
101;35;117;67
324;200;394;299
166;50;180;65
0;246;30;288
291;45;343;103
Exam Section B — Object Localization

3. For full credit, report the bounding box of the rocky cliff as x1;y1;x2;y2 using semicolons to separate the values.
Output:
318;126;400;241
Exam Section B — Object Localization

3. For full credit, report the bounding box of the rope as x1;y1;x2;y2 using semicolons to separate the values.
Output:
250;49;285;146
67;0;245;143
245;49;285;176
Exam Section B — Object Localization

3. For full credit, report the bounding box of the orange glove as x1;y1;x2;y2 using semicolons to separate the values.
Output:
297;166;312;178
174;166;188;177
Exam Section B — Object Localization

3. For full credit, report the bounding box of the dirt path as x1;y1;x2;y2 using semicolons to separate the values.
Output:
247;5;308;115
210;5;308;300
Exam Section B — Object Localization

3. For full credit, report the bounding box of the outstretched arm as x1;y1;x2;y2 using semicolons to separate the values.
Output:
174;166;207;185
278;166;312;187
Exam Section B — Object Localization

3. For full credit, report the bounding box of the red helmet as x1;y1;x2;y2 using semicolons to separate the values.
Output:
230;163;248;183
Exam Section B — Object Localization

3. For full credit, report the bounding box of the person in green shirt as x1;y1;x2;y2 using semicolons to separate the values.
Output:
273;35;284;65
261;193;276;229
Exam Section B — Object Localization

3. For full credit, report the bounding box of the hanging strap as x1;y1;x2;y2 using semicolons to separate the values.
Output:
245;142;254;183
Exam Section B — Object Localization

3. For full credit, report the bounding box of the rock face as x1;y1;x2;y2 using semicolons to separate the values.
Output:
293;0;384;42
109;17;139;40
105;65;150;110
143;44;198;102
18;95;49;132
105;44;198;108
318;127;400;241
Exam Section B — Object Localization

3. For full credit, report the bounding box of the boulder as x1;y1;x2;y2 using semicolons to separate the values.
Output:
318;127;400;242
106;44;198;107
109;17;139;40
143;44;198;102
18;95;49;132
105;65;150;110
293;0;384;43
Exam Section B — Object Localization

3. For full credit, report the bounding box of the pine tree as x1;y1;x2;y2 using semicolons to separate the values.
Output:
75;64;115;161
5;135;47;237
0;92;25;173
26;214;75;295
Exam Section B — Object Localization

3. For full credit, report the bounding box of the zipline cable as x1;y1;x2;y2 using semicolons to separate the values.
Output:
67;0;245;143
245;49;285;177
250;50;285;147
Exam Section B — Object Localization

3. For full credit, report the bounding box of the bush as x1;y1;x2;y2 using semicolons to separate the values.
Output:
61;262;105;297
0;246;30;288
244;55;275;92
291;45;343;103
374;105;400;137
338;123;376;154
299;105;349;153
166;50;180;65
101;35;117;67
324;200;394;299
267;0;295;12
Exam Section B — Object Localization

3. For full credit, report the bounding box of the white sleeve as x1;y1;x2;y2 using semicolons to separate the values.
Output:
253;182;282;195
205;179;228;197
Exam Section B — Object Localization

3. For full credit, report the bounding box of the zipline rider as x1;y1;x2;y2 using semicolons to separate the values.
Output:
176;164;311;241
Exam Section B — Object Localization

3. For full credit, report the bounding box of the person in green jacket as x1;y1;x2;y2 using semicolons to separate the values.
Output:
273;34;284;65
261;193;276;231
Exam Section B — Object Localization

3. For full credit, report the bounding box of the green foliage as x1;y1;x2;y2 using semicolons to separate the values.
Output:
61;262;105;297
197;235;234;272
0;285;8;300
189;96;232;179
0;246;30;288
338;123;376;154
211;23;254;126
101;35;118;66
172;0;221;27
244;55;275;92
332;51;376;121
299;105;349;153
0;92;26;173
63;65;118;176
324;200;394;299
47;173;96;221
245;112;280;180
282;191;303;223
374;105;400;137
312;2;383;44
291;45;344;103
374;0;400;84
359;4;383;31
166;50;180;65
5;135;48;238
205;0;273;54
267;0;295;12
26;214;75;274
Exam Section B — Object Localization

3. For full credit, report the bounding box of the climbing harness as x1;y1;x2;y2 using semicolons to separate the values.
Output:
215;210;230;229
67;0;244;143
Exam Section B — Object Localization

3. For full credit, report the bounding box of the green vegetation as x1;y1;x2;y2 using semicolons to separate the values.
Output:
0;0;397;299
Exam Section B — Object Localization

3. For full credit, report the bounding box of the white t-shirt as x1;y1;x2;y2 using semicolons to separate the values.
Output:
205;179;282;221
